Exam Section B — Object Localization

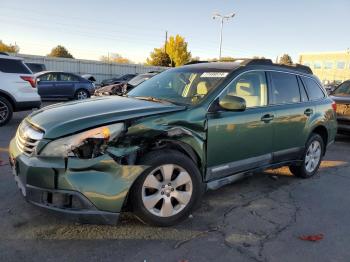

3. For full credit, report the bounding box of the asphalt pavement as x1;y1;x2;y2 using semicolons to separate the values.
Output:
1;103;350;262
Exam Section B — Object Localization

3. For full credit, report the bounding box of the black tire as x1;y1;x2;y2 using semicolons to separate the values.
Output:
0;96;13;126
130;149;204;227
289;134;324;178
74;89;90;100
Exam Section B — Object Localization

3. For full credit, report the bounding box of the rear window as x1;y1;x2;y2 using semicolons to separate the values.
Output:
270;72;300;104
301;77;325;100
0;58;31;74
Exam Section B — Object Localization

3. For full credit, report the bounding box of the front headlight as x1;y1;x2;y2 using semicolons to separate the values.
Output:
40;123;124;158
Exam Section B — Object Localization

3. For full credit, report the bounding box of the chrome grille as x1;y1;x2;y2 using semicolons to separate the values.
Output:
15;121;44;156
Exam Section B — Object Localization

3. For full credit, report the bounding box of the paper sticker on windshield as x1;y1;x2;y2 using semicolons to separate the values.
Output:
201;72;229;78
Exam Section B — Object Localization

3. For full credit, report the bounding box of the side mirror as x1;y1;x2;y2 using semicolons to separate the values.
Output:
36;78;41;84
219;95;246;111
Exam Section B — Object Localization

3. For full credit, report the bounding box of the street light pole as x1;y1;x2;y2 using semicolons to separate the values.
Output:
213;12;235;60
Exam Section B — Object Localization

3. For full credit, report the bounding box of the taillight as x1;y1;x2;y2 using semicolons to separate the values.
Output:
331;101;337;111
20;76;36;88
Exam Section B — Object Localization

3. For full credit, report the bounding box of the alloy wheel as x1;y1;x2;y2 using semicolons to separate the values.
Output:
305;140;322;173
77;90;88;100
142;164;193;217
0;100;9;124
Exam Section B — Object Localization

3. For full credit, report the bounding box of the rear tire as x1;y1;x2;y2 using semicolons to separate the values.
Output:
0;96;13;126
130;149;204;227
75;89;89;100
289;134;324;178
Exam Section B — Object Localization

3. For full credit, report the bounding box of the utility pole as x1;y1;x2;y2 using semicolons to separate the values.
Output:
165;30;168;53
212;12;235;60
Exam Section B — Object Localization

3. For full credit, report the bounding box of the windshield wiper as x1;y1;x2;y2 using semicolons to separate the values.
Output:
132;96;186;106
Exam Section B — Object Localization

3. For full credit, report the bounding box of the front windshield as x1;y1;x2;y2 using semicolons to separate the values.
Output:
333;82;350;96
128;75;150;86
128;69;230;105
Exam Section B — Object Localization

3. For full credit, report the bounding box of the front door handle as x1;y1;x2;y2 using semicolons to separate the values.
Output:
261;114;274;123
304;108;314;116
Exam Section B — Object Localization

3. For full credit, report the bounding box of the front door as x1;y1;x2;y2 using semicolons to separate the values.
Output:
206;71;274;181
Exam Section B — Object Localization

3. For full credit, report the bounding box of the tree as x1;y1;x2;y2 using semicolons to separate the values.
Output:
279;54;293;65
100;53;132;64
166;34;191;67
47;45;74;58
0;40;19;53
146;47;171;67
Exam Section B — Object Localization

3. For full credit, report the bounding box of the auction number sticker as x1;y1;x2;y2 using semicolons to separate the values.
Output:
201;72;229;78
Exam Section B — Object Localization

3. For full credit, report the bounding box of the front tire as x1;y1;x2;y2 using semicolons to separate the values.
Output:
289;134;324;178
0;96;13;126
131;150;204;226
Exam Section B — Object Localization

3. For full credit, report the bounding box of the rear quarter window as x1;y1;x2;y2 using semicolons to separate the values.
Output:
301;77;325;101
0;58;31;74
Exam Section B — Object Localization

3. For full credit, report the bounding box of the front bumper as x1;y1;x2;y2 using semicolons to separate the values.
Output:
9;138;146;224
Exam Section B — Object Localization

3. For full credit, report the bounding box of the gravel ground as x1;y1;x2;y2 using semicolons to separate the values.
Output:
1;103;350;262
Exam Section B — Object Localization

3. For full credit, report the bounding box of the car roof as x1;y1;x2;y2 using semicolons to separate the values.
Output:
35;71;80;76
0;54;24;60
180;59;313;76
182;61;242;71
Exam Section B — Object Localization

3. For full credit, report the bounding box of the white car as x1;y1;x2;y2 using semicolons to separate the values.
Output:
0;54;41;126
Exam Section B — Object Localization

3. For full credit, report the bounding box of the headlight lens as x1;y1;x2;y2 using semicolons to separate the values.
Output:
40;123;124;158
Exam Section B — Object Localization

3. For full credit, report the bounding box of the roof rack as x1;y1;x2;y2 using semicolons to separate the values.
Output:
240;59;274;66
184;61;209;65
240;59;313;74
276;63;313;74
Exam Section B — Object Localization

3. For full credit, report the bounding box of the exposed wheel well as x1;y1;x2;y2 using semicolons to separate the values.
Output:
312;125;328;151
0;91;15;110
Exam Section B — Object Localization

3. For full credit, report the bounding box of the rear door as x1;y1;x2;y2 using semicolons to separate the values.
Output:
206;71;275;180
37;73;59;98
56;73;78;98
267;71;312;162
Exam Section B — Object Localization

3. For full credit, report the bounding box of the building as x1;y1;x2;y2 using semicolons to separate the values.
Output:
299;50;350;84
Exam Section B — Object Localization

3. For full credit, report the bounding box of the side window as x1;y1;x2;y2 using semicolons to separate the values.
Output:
223;71;268;108
301;77;325;101
60;73;78;81
0;59;31;74
270;72;300;104
333;81;350;96
39;73;58;81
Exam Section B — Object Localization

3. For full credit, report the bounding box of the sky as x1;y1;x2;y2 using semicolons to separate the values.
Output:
1;0;349;63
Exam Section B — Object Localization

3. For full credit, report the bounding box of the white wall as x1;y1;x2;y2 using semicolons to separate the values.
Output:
15;54;167;83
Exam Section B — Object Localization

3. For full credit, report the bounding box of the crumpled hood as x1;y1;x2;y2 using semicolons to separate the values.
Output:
27;96;185;139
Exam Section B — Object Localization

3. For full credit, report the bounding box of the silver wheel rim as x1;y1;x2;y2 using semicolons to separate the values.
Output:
0;101;9;123
305;140;322;173
142;164;193;218
77;91;88;100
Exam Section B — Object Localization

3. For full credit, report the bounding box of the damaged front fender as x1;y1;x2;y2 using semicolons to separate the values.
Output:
57;154;147;213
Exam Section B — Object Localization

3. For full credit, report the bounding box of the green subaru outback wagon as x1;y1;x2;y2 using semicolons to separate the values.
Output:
9;59;337;226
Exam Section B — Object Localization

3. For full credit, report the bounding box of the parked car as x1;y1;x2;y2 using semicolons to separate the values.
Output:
81;74;96;82
95;72;158;96
9;59;337;226
0;54;41;126
25;63;46;73
35;71;95;100
329;80;350;134
100;74;137;87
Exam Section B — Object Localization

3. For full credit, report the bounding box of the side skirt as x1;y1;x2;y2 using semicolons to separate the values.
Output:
206;160;302;190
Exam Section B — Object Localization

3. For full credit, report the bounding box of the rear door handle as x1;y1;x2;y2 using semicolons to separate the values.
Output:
304;108;313;116
261;114;274;123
